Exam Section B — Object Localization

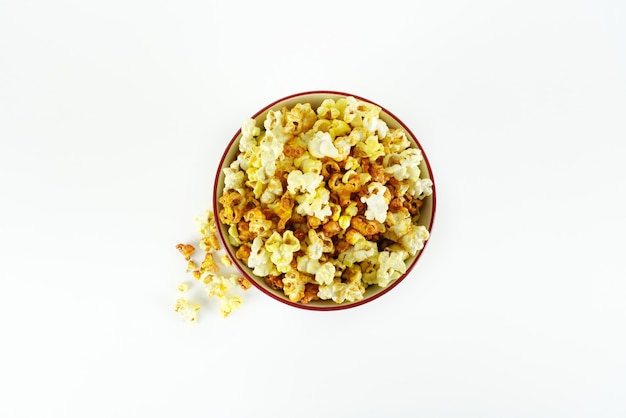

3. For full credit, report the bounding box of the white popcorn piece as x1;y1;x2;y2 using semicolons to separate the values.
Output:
287;170;323;196
282;270;308;302
173;298;200;324
382;128;411;154
384;209;413;241
260;177;284;205
375;250;408;288
306;229;324;260
223;161;245;194
295;186;332;220
317;280;348;303
411;177;433;200
247;236;274;277
317;98;341;120
308;131;340;159
219;296;243;318
315;262;336;286
399;225;430;256
338;236;378;267
384;148;422;182
360;182;390;223
296;153;323;174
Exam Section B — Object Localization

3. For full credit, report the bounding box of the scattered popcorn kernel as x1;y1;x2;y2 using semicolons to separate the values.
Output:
220;253;233;267
174;298;200;324
220;296;243;318
200;252;220;274
177;282;189;292
360;182;390;224
176;243;195;260
308;131;340;159
200;233;221;252
375;250;408;287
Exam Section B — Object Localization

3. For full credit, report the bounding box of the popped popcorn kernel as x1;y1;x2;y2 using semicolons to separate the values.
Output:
220;253;233;267
174;298;200;324
237;277;252;290
200;252;220;274
220;296;243;318
176;243;195;260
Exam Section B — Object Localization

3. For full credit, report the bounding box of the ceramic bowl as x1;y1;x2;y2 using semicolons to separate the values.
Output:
213;91;436;310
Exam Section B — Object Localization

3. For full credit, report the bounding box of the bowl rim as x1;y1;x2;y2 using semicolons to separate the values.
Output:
212;90;437;311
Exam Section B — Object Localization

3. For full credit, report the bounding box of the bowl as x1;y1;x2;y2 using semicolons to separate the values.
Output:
213;91;436;310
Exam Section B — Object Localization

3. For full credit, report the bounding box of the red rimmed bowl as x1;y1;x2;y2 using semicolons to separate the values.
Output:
213;91;436;310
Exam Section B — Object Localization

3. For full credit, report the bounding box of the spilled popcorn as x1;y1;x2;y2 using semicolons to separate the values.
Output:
173;209;251;323
217;96;433;305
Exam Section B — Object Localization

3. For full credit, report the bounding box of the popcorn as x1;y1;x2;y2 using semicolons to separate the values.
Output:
317;273;364;303
329;119;351;139
315;262;336;286
338;232;378;267
287;170;323;196
411;177;434;200
317;280;347;303
295;186;332;220
173;298;200;323
308;131;340;159
265;230;301;273
382;128;410;154
374;250;408;287
399;225;430;256
247;236;274;277
199;252;220;274
296;153;323;174
216;96;432;304
306;229;324;260
296;254;335;285
384;208;413;241
360;182;390;224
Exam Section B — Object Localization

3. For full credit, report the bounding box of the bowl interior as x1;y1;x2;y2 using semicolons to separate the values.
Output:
213;91;435;310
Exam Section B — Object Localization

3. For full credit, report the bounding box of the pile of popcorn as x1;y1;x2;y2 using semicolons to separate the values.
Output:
173;210;251;323
218;96;432;304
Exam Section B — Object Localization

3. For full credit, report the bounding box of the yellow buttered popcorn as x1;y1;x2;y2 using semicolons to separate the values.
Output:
174;298;200;324
217;96;433;304
265;230;301;273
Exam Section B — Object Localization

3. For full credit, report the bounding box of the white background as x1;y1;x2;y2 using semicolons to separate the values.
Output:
1;0;625;417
